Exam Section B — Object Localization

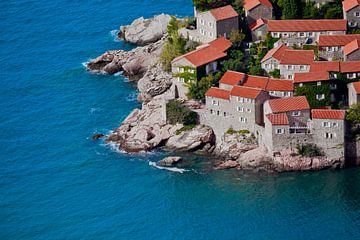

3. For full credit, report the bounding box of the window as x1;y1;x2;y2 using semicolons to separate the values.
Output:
324;132;335;139
349;21;357;27
200;29;205;35
299;83;303;87
288;75;293;79
210;109;213;114
273;32;279;37
246;108;252;113
276;128;285;134
316;94;325;100
212;100;219;106
292;111;301;116
332;122;339;127
283;33;288;37
209;32;213;37
300;65;305;71
180;68;184;73
355;12;360;17
317;81;322;86
322;122;331;127
299;32;305;37
270;91;276;95
223;112;227;117
208;22;213;28
237;106;244;112
178;77;185;83
217;110;220;116
200;19;205;25
348;73;357;79
265;64;270;69
188;69;195;74
287;65;293;70
239;117;247;123
237;97;244;103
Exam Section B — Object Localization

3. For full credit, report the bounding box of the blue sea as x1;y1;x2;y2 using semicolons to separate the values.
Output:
1;0;360;239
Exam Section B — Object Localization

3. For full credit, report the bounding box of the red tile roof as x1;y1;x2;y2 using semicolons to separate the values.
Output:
294;72;330;83
249;18;268;31
243;0;273;11
340;61;360;73
266;79;294;91
172;38;231;67
205;87;230;100
311;109;346;120
344;39;360;56
351;81;360;94
343;0;360;12
230;86;263;99
261;44;289;62
219;71;246;85
266;113;289;125
269;96;310;113
279;50;315;65
319;34;360;47
310;61;341;72
268;20;347;32
242;75;269;89
210;5;239;21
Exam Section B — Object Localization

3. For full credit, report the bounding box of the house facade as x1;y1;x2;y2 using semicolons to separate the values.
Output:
180;5;239;43
243;0;273;24
348;81;360;105
319;34;360;61
343;0;360;28
171;38;232;99
249;18;268;41
267;20;347;46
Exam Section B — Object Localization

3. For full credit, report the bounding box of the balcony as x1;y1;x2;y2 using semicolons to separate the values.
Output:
289;126;311;134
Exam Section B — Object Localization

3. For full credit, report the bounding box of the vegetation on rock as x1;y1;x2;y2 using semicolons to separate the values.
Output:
296;144;323;157
166;100;198;125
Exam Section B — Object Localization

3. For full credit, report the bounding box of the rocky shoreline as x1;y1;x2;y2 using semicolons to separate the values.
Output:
87;14;345;173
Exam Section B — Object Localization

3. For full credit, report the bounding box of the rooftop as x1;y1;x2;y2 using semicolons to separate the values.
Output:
249;18;268;31
230;86;263;99
261;44;289;62
343;0;360;12
279;49;315;65
243;0;273;11
242;75;269;89
172;37;231;67
319;34;360;47
344;39;360;56
219;71;246;85
266;113;289;125
269;96;310;113
294;72;330;83
351;81;360;94
210;5;239;21
266;78;294;91
267;19;347;32
205;87;230;100
340;61;360;73
311;109;346;120
310;61;341;72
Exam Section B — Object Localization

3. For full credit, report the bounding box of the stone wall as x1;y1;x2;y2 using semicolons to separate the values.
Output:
345;6;360;29
246;5;272;24
319;47;344;61
279;64;310;79
216;17;239;39
251;24;267;42
196;11;217;43
346;48;360;61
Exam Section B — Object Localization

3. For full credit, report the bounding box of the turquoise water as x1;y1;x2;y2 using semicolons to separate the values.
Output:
1;0;360;239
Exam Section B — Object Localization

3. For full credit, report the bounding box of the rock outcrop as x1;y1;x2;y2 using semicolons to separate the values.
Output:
86;38;165;79
118;14;171;45
158;156;182;167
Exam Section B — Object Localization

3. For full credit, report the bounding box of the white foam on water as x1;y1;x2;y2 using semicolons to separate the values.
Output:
148;161;189;173
114;71;123;76
110;30;120;42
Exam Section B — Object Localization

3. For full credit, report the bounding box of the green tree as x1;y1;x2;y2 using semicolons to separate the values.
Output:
347;104;360;126
282;0;301;19
186;75;215;100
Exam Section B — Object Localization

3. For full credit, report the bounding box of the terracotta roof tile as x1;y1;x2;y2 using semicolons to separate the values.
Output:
268;20;347;32
343;0;360;12
261;44;290;62
351;81;360;94
279;50;314;65
310;61;341;72
172;38;231;67
230;86;263;99
219;71;246;85
249;18;268;31
266;113;289;125
210;5;238;21
294;72;330;83
242;75;269;89
311;109;346;120
266;79;294;91
205;87;230;100
319;34;360;47
344;39;360;56
269;96;310;113
244;0;273;10
340;61;360;73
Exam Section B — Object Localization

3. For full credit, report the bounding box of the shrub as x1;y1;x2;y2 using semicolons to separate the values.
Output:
347;104;360;126
186;75;214;101
296;144;323;157
226;128;237;134
176;124;196;135
269;69;280;78
166;100;198;125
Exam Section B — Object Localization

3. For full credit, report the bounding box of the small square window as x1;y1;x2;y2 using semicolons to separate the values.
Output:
317;81;321;86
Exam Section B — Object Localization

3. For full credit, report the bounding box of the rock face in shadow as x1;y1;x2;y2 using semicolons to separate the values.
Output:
86;38;165;80
118;14;171;45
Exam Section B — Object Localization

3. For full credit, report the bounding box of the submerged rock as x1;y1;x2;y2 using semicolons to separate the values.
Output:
92;133;105;140
158;156;182;167
118;14;171;45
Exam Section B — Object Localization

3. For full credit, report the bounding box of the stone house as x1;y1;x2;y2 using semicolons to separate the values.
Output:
311;109;347;159
171;38;232;99
318;34;360;61
308;0;335;8
179;5;239;43
261;46;315;79
343;0;360;29
203;85;270;135
340;61;360;79
267;20;347;46
263;96;312;152
249;18;268;41
348;81;360;105
243;0;273;24
218;71;246;90
344;39;360;61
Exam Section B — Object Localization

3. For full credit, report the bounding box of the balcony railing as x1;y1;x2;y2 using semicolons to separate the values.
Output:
289;126;311;134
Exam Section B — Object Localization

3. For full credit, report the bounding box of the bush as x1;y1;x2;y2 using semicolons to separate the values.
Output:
296;144;323;157
226;128;237;134
186;75;214;101
226;128;250;135
176;124;196;135
166;100;198;125
347;104;360;126
269;69;280;78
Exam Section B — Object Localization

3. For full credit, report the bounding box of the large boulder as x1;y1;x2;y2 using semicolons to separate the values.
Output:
119;14;171;45
86;38;165;79
158;156;183;167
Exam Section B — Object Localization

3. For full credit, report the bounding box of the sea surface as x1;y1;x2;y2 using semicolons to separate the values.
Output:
1;0;360;239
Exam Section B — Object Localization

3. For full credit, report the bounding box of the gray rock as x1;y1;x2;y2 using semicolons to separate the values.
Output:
158;156;182;167
214;160;239;170
119;14;171;45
